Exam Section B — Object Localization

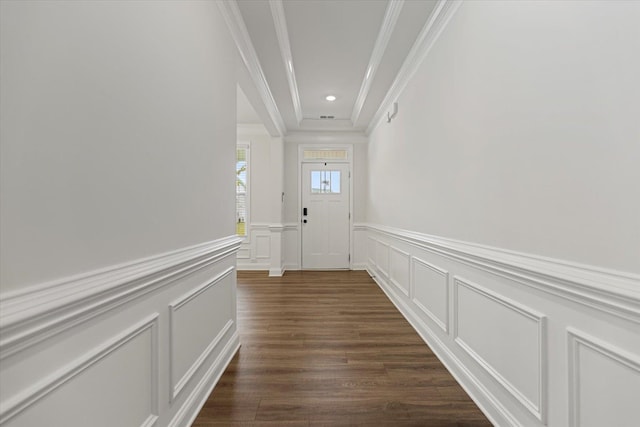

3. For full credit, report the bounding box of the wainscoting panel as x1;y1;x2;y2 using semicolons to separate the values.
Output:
169;268;235;401
1;316;159;427
411;257;449;333
568;329;640;427
454;277;546;421
362;223;640;427
389;247;410;297
0;236;242;427
375;240;390;278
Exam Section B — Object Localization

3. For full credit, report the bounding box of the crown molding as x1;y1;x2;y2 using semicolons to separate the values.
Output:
269;0;303;125
351;0;404;126
217;0;286;136
366;0;463;135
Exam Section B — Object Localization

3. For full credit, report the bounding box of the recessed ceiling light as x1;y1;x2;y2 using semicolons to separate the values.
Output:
325;95;336;102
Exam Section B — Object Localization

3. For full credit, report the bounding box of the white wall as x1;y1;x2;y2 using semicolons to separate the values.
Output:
0;2;240;426
367;0;640;274
364;2;640;426
1;1;236;291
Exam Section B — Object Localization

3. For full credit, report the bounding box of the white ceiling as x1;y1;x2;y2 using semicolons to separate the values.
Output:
231;0;438;135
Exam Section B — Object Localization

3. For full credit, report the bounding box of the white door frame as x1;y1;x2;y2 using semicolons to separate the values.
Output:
298;144;353;270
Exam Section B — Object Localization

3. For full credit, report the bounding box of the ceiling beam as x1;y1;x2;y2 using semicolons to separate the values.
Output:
269;0;303;125
366;0;463;135
351;0;405;127
217;0;287;136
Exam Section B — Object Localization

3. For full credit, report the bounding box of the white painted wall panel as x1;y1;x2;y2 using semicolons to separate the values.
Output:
411;257;448;333
569;331;640;427
169;270;234;401
389;247;410;296
454;278;545;419
3;318;158;427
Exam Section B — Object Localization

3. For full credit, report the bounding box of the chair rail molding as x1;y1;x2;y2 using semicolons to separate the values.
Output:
0;235;242;360
363;223;640;323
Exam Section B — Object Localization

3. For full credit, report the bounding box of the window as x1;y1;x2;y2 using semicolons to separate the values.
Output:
311;170;341;194
236;144;249;236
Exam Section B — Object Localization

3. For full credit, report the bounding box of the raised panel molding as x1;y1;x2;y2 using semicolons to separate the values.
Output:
411;257;449;333
168;267;235;401
0;236;241;360
0;315;160;426
454;277;547;423
375;240;390;278
568;329;640;427
367;237;376;266
168;332;240;427
389;246;410;297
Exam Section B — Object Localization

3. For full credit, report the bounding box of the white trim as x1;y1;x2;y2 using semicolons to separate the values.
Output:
168;332;240;427
389;246;410;297
366;0;463;134
366;267;520;426
453;277;547;422
269;0;303;125
217;0;286;136
0;236;242;359
168;267;235;401
410;256;449;333
364;223;640;323
567;328;640;427
0;314;160;425
351;0;404;126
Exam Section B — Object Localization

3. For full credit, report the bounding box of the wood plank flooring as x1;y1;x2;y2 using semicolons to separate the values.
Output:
193;270;492;426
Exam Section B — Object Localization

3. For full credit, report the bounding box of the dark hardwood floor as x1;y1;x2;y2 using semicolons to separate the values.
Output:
193;270;492;426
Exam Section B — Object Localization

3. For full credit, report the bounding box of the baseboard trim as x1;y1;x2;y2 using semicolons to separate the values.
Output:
168;331;240;427
367;267;520;427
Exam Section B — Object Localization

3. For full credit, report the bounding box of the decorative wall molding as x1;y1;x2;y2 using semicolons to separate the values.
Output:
411;256;449;333
269;0;303;124
0;236;242;360
367;0;463;134
375;240;390;278
567;328;640;427
0;314;160;426
453;277;547;422
217;0;286;136
168;267;235;401
168;331;240;427
363;224;640;426
364;223;640;323
389;246;410;297
351;0;405;125
366;265;518;426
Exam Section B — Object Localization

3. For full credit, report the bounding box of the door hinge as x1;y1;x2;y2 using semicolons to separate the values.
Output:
349;212;351;219
348;254;351;262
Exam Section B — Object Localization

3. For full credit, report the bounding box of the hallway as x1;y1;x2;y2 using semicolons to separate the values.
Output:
193;271;491;426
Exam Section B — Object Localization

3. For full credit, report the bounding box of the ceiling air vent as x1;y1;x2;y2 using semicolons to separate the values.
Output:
319;115;335;119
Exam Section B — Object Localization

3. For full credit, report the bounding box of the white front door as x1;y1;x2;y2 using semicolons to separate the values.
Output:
301;162;350;269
